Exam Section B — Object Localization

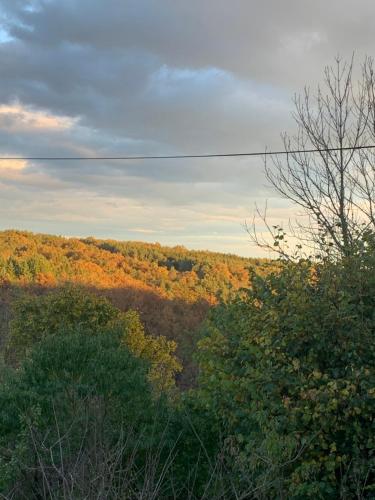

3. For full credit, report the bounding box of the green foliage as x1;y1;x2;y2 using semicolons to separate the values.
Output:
120;309;182;393
195;250;375;498
0;328;225;498
3;230;375;497
0;331;170;497
165;392;226;498
8;286;118;358
7;286;181;392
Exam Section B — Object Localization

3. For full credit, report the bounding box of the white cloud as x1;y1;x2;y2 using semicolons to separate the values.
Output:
0;103;76;132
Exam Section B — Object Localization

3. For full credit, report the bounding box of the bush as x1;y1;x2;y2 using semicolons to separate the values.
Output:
0;331;173;497
7;286;181;392
195;248;375;498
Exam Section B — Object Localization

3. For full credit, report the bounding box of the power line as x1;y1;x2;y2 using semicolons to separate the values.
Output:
0;144;375;161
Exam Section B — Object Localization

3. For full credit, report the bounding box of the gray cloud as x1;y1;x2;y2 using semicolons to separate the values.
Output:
0;0;373;254
3;1;373;86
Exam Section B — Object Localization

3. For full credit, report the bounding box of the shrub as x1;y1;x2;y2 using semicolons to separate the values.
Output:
7;286;181;392
0;331;172;497
196;249;375;498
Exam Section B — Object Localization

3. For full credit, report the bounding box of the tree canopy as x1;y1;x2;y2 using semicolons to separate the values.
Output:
7;286;181;393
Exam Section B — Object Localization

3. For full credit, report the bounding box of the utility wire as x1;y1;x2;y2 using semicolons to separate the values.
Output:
0;144;375;160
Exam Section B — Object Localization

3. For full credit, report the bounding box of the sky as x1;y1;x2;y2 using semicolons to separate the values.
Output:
0;0;373;256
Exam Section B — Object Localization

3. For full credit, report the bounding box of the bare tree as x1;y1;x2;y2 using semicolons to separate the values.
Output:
262;56;375;257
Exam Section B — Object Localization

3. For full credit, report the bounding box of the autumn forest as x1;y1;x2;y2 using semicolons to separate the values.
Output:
0;229;272;387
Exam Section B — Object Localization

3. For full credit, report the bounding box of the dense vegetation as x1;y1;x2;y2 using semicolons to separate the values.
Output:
0;229;270;386
197;244;375;497
0;229;269;388
0;230;256;301
0;228;374;498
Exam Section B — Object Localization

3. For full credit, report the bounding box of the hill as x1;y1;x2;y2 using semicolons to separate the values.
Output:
0;230;272;384
0;230;261;299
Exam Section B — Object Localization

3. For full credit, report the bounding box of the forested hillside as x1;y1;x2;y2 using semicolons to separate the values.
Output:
0;230;271;384
0;229;259;301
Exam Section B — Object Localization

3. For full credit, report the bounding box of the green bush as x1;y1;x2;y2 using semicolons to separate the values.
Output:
7;286;181;392
195;248;375;498
0;331;172;497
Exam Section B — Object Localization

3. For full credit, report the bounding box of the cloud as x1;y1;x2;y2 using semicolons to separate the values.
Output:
132;228;161;234
0;103;76;132
0;158;27;170
0;0;372;255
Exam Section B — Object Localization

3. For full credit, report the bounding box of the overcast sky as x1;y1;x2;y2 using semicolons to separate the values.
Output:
0;0;373;256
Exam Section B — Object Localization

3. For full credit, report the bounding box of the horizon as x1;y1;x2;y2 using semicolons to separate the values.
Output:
0;226;270;259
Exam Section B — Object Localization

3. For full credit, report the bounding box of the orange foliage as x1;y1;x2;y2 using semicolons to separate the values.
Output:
0;229;276;385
